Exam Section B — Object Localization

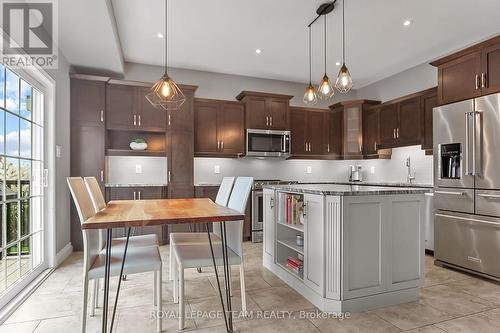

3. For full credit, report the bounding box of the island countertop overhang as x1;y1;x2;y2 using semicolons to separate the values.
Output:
262;183;430;196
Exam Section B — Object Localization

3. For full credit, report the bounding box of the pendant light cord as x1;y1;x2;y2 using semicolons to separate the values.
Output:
308;26;312;84
342;0;345;64
165;0;168;74
324;15;327;75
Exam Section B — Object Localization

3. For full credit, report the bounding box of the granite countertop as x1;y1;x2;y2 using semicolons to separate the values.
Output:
105;183;168;188
262;184;431;196
302;181;433;189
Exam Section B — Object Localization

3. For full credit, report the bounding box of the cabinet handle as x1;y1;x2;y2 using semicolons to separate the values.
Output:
100;110;104;122
397;128;399;139
266;116;269;126
393;128;396;139
100;170;104;182
133;191;137;200
302;203;307;218
374;141;377;152
133;114;137;126
217;140;220;149
168;114;171;126
305;142;307;152
221;140;224;149
270;116;273;127
138;115;141;126
327;143;330;153
138;191;141;200
475;74;480;90
270;197;274;209
481;73;487;88
168;171;171;182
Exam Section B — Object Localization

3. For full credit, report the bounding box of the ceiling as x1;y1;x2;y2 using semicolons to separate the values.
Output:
59;0;500;88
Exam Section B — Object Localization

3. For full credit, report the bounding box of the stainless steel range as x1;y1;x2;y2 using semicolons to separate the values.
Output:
251;180;298;243
433;92;500;280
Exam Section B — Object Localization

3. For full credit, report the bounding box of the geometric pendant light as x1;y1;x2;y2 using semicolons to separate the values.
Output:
335;0;353;93
146;0;186;110
303;25;318;104
316;15;334;99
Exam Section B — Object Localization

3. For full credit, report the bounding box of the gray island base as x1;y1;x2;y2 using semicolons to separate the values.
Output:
262;184;428;313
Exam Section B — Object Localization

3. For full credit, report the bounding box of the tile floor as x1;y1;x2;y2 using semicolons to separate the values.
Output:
2;242;500;332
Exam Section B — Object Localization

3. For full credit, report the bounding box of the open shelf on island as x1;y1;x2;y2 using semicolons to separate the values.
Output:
277;261;304;280
277;222;304;232
277;239;304;255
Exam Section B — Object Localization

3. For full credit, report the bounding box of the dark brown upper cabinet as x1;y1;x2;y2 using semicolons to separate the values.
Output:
107;80;167;132
236;91;293;130
362;107;381;157
324;108;343;157
378;103;399;147
329;100;381;159
431;36;500;105
420;88;438;154
194;98;245;157
290;107;333;158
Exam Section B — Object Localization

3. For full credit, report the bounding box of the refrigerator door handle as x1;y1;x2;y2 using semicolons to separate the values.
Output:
464;112;471;176
473;110;482;176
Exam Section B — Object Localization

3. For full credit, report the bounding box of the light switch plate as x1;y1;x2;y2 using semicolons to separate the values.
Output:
306;166;312;174
135;164;143;174
214;165;220;174
56;145;62;158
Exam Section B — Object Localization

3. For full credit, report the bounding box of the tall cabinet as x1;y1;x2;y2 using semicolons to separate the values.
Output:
70;74;107;250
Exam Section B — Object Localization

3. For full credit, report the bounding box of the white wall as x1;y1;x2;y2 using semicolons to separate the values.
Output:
355;63;437;102
45;55;72;253
124;62;357;108
195;145;433;185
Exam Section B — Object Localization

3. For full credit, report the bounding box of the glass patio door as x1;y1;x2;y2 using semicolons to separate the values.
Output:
0;65;45;299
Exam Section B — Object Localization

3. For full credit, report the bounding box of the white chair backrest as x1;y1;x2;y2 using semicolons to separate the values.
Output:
213;177;235;237
215;177;235;206
84;176;106;211
224;177;253;257
67;177;101;271
84;176;107;250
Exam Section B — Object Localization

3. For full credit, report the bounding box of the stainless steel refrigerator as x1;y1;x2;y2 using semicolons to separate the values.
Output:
433;92;500;280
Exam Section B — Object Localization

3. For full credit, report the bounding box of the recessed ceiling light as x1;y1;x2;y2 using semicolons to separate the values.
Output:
157;33;164;38
255;49;262;54
335;62;341;66
402;19;412;27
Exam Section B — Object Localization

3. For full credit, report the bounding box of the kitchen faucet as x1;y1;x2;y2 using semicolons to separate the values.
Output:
406;156;415;183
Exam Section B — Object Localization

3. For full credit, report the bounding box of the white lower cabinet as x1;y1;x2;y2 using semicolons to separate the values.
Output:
304;194;325;295
263;188;275;259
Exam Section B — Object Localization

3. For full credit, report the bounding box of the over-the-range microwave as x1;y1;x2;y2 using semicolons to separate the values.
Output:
245;129;290;158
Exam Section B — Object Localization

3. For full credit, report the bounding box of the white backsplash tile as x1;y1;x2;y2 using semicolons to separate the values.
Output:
107;156;168;185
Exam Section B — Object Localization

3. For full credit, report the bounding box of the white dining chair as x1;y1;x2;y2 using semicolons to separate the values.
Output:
169;176;235;281
67;177;162;333
173;177;253;330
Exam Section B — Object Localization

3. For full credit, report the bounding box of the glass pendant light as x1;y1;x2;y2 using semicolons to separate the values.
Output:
146;0;185;110
317;15;334;99
303;26;318;104
335;0;353;93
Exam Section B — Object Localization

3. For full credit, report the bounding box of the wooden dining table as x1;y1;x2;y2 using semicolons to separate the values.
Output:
82;198;245;333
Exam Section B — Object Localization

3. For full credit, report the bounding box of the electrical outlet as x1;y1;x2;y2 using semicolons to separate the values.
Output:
370;166;375;174
135;164;142;174
214;165;220;174
306;166;312;174
56;145;62;158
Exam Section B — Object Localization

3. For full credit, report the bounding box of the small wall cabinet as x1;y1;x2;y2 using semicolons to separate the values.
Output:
431;36;500;105
236;91;293;130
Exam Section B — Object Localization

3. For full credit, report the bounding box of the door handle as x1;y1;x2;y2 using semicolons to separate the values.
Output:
478;193;500;199
133;191;137;200
100;170;104;182
138;115;141;127
481;73;487;88
100;110;104;122
168;114;171;126
133;114;137;126
475;74;480;90
434;190;466;196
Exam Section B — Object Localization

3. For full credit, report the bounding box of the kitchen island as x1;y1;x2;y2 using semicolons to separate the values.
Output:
262;184;429;313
